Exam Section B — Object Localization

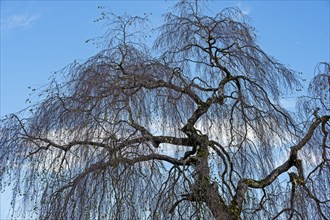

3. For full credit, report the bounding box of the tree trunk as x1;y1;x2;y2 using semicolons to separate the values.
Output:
204;189;239;220
194;146;239;220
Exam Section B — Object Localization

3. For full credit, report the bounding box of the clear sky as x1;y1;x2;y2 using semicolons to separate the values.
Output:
0;0;329;218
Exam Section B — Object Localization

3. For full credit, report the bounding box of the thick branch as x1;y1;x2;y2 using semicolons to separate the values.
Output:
231;115;330;213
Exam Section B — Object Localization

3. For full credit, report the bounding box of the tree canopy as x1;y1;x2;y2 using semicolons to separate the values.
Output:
1;1;329;219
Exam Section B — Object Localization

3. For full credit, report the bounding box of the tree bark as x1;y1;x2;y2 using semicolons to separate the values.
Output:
204;187;239;220
193;145;239;220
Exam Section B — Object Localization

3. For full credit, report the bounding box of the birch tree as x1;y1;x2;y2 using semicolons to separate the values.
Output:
1;1;329;219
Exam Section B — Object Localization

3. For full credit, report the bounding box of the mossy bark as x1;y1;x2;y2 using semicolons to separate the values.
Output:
193;146;239;220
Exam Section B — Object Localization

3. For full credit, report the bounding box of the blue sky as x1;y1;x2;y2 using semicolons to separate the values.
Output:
0;0;329;218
